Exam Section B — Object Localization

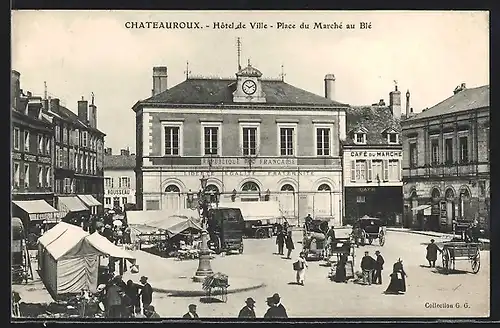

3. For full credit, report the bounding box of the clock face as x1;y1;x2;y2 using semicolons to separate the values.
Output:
242;80;257;95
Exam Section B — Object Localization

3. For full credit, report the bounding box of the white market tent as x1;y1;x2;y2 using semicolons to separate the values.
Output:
37;222;135;298
127;209;202;238
217;201;284;224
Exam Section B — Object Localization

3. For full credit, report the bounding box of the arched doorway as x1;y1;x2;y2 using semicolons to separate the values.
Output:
314;183;333;219
240;181;260;202
164;184;181;211
445;188;455;230
429;188;441;231
205;184;220;204
279;184;296;218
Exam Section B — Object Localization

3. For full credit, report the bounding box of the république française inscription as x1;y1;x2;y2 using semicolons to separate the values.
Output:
200;157;297;167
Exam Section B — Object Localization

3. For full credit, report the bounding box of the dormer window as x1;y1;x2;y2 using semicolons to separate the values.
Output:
354;133;367;144
387;133;399;144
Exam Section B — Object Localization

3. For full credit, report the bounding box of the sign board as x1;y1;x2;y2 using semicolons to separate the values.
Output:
182;170;314;177
348;151;402;158
105;189;131;195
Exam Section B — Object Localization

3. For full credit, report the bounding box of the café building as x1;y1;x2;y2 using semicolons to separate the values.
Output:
103;148;136;210
133;64;348;226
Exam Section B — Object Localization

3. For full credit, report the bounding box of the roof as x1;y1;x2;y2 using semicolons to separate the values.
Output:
406;85;489;121
104;154;136;169
343;106;401;145
134;77;348;109
54;104;105;135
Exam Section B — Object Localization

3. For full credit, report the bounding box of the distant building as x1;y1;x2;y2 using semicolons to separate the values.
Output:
11;70;59;225
401;84;490;234
133;64;348;226
103;148;136;210
342;85;403;226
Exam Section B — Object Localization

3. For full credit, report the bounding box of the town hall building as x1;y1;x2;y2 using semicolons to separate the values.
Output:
133;64;348;226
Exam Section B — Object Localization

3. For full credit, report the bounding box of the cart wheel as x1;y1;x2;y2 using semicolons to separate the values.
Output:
471;249;480;274
255;229;267;239
379;234;385;246
213;236;222;254
442;248;450;271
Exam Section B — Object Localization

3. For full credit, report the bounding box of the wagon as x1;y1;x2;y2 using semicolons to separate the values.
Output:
351;216;386;246
441;241;481;274
326;237;356;279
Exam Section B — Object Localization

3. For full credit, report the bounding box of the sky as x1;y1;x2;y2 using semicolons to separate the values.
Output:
12;10;489;153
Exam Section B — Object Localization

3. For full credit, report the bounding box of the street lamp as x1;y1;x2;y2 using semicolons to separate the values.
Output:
193;176;214;281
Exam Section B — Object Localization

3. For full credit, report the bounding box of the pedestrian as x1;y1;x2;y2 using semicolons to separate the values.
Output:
182;304;199;318
285;230;294;259
373;250;385;285
263;294;288;318
304;214;313;230
294;251;308;285
360;251;376;285
125;279;141;313
144;305;161;318
333;253;348;283
105;278;123;318
238;297;256;318
426;239;441;268
139;276;153;314
276;229;285;255
384;259;408;295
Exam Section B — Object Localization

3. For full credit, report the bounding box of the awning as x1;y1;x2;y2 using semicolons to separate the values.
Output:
57;196;89;213
412;204;431;212
86;232;136;261
13;200;59;221
77;195;102;207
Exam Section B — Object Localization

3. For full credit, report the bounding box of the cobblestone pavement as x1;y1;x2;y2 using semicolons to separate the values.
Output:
13;230;489;318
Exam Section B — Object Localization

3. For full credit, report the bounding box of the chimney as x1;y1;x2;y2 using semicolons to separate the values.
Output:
405;89;411;117
11;70;21;110
89;93;97;128
50;98;60;112
77;96;89;123
454;83;467;94
120;149;130;156
104;147;113;155
324;74;336;101
389;85;402;118
152;66;168;96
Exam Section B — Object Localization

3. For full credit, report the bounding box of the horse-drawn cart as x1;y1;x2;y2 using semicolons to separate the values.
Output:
351;216;386;246
441;241;481;273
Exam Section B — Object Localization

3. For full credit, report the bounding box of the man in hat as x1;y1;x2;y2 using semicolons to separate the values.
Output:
264;293;288;318
144;304;160;318
373;250;385;285
361;251;376;285
139;276;153;314
426;239;441;268
182;304;199;318
238;297;256;318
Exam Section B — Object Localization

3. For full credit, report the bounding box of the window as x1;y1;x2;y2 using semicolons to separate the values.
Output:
241;124;259;156
278;123;297;156
241;181;260;192
83;131;88;147
45;137;51;155
104;177;113;188
387;133;399;144
37;134;43;154
371;160;383;182
37;166;43;187
56;146;63;167
431;139;439;165
24;164;29;188
55;125;60;142
45;167;51;187
62;126;68;144
356;196;366;203
202;124;220;155
317;184;331;192
13;127;20;150
122;197;128;206
388;160;400;181
355;160;366;181
119;176;131;188
105;197;111;205
64;178;71;193
354;133;366;144
13;162;20;187
459;136;468;163
445;138;453;164
80;154;84;172
24;131;30;152
162;122;183;156
316;127;331;156
281;184;295;192
165;184;180;193
409;142;418;168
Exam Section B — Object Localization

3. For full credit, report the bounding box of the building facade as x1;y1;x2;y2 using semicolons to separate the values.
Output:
11;71;55;208
43;95;106;215
134;64;348;226
401;84;490;234
342;86;403;226
103;148;136;210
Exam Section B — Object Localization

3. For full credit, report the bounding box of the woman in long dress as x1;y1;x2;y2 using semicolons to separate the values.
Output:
385;259;407;294
333;254;348;283
296;252;308;286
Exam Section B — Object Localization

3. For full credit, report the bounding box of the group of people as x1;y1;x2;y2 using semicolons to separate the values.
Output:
275;226;295;259
360;250;385;285
237;293;288;318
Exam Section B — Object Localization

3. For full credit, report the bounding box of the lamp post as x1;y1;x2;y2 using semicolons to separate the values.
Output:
193;176;214;281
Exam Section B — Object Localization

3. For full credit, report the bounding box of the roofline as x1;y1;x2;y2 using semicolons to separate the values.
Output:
402;105;489;125
133;102;350;112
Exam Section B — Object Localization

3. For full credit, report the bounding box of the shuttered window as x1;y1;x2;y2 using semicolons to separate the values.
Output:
350;160;355;182
366;160;373;181
382;160;389;181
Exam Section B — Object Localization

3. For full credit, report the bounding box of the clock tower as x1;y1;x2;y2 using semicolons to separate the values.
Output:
233;62;267;103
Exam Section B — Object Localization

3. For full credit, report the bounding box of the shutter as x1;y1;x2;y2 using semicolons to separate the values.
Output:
350;160;356;182
383;160;389;181
397;160;401;181
367;160;373;181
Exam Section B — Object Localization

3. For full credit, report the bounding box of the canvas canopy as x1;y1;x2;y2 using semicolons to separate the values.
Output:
412;204;431;212
217;201;284;222
77;195;102;207
86;232;136;261
57;196;89;213
127;209;202;237
12;200;59;222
